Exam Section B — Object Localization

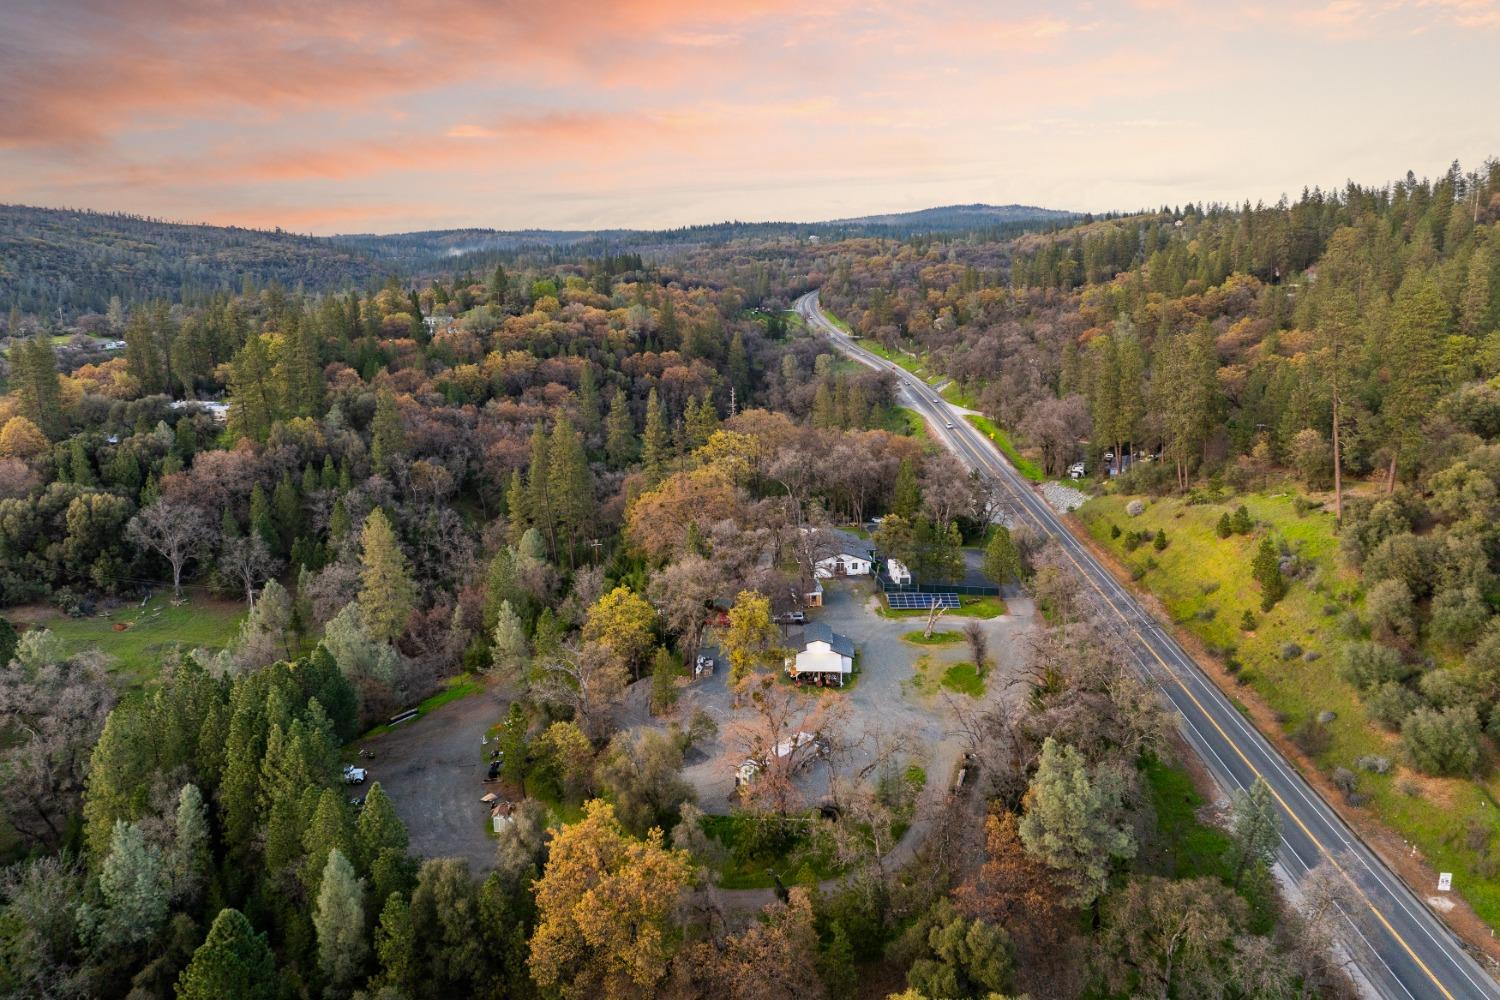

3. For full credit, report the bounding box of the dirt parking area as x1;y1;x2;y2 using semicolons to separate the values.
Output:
642;578;1037;815
355;683;506;872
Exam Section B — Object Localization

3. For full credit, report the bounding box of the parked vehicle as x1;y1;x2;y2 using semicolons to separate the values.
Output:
774;610;806;625
349;795;365;808
1067;461;1086;479
342;765;367;785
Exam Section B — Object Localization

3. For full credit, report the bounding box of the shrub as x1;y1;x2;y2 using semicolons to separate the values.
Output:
1401;706;1480;776
1365;682;1421;731
1429;587;1490;649
1215;512;1233;538
1109;523;1122;540
1302;649;1321;662
1292;719;1331;756
1338;642;1416;691
1125;499;1146;517
1367;578;1418;645
1152;529;1167;551
1417;669;1479;712
1331;767;1357;796
1239;610;1257;632
1365;532;1439;599
1355;755;1392;775
1279;642;1302;661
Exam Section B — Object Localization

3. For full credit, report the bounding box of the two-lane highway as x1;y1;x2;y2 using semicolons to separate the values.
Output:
796;290;1499;1000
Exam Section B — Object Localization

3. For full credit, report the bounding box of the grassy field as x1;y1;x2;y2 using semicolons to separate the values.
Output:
879;594;1006;619
1078;490;1500;926
7;596;245;684
941;661;985;696
964;415;1045;482
901;629;965;645
939;381;980;408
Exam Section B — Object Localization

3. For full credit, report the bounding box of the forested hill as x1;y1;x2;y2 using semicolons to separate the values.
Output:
0;205;391;318
1;202;1075;320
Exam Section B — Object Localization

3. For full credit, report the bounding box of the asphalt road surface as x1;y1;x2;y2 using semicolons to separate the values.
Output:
797;290;1500;1000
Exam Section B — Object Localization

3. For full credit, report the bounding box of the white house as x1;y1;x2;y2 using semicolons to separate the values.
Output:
815;552;873;579
887;559;912;586
170;399;230;424
785;623;855;686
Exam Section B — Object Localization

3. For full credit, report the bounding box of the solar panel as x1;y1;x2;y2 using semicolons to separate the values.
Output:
885;592;959;610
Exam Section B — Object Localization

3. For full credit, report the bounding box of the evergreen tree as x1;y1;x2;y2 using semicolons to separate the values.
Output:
374;893;416;993
1017;738;1136;907
1384;270;1450;488
359;509;416;642
357;783;409;869
1229;778;1281;888
891;457;921;518
370;390;406;476
12;336;64;439
641;388;669;479
124;305;168;396
302;787;356;899
982;526;1022;586
227;334;278;442
547;415;593;565
86;820;171;950
280;318;325;418
490;599;529;680
1251;537;1286;611
604;388;638;469
171;783;212;906
314;848;369;992
248;483;277;553
576;363;601;439
525;423;552;550
175;908;277;1000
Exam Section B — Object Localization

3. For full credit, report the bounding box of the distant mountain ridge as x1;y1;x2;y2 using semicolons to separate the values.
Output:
0;201;1075;317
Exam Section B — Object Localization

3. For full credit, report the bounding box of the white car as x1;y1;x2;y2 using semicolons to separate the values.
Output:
945;421;955;429
1067;462;1086;479
343;765;367;785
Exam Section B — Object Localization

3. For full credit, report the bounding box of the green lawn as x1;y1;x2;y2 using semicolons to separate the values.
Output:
700;812;843;889
11;596;246;684
939;381;980;408
879;594;1006;619
358;674;484;738
1079;491;1500;926
964;415;1045;482
940;661;985;696
902;629;965;645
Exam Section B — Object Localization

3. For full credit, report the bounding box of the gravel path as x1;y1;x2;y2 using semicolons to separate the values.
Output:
1040;480;1091;513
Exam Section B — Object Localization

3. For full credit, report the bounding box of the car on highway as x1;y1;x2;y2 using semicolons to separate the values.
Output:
944;421;955;429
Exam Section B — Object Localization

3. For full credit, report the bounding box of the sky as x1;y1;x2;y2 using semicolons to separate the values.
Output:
1;0;1496;235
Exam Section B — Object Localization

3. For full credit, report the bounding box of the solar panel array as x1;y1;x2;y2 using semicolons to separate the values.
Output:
885;592;960;610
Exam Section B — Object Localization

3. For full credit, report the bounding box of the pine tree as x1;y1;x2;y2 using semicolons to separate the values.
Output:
641;388;669;479
1251;537;1286;612
1229;778;1281;888
604;388;638;469
576;363;601;439
175;908;277;1000
547;415;593;565
359;509;416;642
1384;270;1450;488
490;599;529;679
314;848;369;991
357;782;409;868
124;305;168;395
272;471;301;553
892;456;921;518
88;820;171;949
505;467;529;540
302;787;356;899
375;893;416;993
249;483;277;553
227;334;278;442
370;390;406;476
328;496;351;546
171;783;212;906
279;317;325;418
12;336;64;439
982;526;1022;586
525;423;552;550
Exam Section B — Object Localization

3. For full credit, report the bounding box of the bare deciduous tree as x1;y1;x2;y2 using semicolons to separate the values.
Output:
128;499;213;598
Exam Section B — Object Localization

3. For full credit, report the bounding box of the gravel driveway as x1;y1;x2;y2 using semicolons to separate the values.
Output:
355;682;506;872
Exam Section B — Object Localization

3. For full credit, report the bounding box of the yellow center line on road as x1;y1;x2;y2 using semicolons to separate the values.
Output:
806;297;1465;1000
964;420;1460;1000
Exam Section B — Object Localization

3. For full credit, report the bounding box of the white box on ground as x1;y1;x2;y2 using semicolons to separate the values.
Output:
1438;872;1453;892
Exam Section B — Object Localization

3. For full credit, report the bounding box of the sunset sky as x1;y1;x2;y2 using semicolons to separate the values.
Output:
1;0;1496;234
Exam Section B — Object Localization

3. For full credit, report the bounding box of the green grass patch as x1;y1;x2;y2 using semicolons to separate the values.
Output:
359;674;484;738
964;414;1044;482
12;596;245;685
700;812;843;889
1079;490;1500;926
940;661;985;696
939;381;979;408
1140;756;1275;930
879;594;1006;619
902;629;965;645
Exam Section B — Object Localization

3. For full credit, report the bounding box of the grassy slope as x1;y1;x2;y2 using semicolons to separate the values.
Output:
964;415;1045;482
12;596;245;684
1079;491;1500;925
